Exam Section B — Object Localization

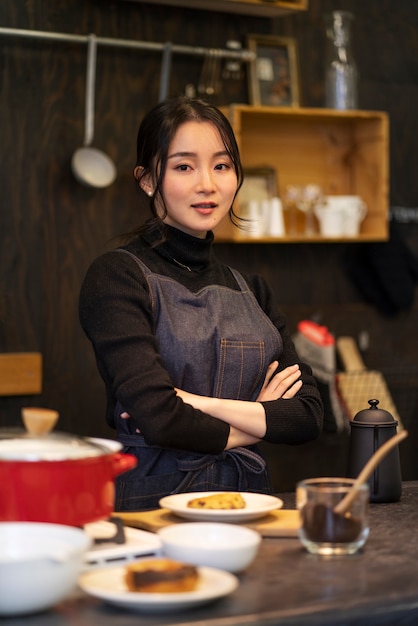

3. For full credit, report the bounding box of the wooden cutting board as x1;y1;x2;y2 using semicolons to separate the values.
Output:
114;508;300;538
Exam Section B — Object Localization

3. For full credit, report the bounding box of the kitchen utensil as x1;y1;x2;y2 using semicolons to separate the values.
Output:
198;50;211;95
222;40;243;81
158;522;261;573
0;410;137;525
0;522;91;616
198;49;221;96
158;41;172;102
337;429;407;513
346;399;405;502
336;336;402;428
71;34;116;188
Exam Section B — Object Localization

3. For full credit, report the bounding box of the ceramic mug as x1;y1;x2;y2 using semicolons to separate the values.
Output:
326;195;367;236
314;203;346;237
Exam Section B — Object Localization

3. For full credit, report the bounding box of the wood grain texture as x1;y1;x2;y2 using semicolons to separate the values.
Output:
115;508;300;537
0;353;42;396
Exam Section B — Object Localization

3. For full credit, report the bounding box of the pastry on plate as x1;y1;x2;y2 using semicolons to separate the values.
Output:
125;558;199;593
187;492;246;510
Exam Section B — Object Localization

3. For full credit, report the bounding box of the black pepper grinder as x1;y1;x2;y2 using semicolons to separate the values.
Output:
346;398;403;502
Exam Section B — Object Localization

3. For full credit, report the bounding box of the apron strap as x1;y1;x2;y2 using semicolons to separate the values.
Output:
118;433;266;476
177;447;267;492
225;447;267;475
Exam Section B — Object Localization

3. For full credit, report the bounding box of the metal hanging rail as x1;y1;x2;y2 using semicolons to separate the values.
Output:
0;26;254;62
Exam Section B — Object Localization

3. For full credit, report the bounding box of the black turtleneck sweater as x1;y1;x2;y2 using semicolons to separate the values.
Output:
79;225;323;452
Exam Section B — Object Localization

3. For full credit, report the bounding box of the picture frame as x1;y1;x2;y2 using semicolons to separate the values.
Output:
247;34;300;107
239;167;278;207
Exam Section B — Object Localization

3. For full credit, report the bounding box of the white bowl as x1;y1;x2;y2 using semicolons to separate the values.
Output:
158;522;261;573
0;522;92;616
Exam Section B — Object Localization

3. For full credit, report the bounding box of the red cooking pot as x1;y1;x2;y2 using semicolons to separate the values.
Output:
0;429;137;526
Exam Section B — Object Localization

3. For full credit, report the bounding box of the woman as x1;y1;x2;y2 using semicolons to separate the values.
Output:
79;96;323;511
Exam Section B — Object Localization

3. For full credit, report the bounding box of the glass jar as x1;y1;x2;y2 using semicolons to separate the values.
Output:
325;10;358;110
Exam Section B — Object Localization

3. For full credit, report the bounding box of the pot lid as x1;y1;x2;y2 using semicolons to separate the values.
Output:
0;407;121;461
351;398;397;425
0;429;111;461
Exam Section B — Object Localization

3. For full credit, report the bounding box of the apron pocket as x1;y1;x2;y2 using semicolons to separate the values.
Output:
215;339;266;400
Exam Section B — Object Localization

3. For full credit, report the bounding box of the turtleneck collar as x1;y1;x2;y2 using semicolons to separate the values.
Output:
143;224;214;272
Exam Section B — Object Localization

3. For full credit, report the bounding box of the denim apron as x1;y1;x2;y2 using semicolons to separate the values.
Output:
114;250;283;511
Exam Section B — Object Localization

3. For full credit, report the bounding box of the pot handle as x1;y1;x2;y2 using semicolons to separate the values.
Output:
111;452;137;476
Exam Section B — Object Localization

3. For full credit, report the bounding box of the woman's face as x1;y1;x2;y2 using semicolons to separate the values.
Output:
159;120;238;238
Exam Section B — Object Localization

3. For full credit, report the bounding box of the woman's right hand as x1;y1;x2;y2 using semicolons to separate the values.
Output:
256;361;302;402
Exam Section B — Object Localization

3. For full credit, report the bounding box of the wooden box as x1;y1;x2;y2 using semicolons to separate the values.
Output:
216;105;389;242
123;0;308;17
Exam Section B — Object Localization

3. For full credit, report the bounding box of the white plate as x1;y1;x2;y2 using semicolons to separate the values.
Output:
78;564;238;613
159;491;283;523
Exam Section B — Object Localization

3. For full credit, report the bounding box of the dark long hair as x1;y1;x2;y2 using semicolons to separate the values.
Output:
129;96;244;241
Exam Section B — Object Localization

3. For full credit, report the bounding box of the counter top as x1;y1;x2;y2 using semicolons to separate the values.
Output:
5;481;418;626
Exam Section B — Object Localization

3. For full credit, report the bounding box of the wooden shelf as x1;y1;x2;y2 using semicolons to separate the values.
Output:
126;0;308;17
215;234;388;244
215;105;389;243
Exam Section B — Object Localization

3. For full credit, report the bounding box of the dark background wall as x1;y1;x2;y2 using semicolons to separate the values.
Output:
1;0;417;490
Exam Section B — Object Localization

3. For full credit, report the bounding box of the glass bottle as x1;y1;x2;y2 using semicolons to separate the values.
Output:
325;10;358;110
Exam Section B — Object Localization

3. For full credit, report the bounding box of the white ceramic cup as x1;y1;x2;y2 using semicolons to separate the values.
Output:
314;203;346;237
268;197;285;237
245;200;264;238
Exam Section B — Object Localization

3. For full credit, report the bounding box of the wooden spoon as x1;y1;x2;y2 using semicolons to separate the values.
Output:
21;407;59;436
334;429;408;515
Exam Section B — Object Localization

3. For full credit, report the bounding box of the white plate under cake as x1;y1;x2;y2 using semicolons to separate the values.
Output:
78;563;238;613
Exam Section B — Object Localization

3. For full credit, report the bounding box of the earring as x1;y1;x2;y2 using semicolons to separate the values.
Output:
147;190;153;197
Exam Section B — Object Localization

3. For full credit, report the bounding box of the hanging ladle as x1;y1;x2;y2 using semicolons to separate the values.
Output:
71;34;116;188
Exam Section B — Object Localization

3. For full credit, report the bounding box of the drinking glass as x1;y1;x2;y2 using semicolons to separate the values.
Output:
296;477;369;556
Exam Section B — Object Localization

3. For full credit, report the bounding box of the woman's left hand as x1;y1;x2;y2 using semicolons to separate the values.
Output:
256;361;302;402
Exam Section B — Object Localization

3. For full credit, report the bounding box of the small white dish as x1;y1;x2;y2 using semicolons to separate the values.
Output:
158;522;261;572
159;491;283;523
78;564;238;613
